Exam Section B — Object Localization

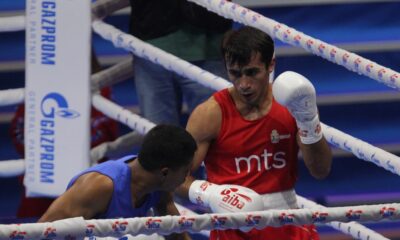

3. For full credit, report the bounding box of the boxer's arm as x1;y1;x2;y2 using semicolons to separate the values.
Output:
154;192;179;216
38;173;113;222
175;98;221;198
155;192;191;240
298;135;332;179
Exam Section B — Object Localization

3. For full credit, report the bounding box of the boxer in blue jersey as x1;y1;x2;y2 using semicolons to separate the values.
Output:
39;125;196;239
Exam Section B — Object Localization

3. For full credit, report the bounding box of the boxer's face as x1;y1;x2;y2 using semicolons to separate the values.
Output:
160;162;192;191
227;53;271;106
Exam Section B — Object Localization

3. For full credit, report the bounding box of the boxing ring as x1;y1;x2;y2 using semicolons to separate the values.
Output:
0;0;399;239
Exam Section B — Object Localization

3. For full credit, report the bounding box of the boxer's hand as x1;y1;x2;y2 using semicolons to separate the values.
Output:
273;71;322;144
188;180;264;213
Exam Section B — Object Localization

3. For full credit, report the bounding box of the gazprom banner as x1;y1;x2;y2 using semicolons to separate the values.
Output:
25;0;91;197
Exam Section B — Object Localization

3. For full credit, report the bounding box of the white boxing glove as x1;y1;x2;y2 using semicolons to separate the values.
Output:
188;180;264;213
273;71;322;144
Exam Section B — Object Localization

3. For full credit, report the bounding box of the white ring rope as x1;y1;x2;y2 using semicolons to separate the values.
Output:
90;131;144;165
322;123;400;176
175;203;210;237
188;0;400;90
92;19;400;177
0;159;25;177
297;196;390;240
0;203;398;239
0;88;24;106
0;15;25;32
92;20;232;91
91;57;134;92
92;94;155;135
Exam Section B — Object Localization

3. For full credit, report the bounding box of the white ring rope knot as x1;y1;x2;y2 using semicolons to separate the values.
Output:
188;0;400;90
0;204;398;239
0;15;25;32
297;196;390;240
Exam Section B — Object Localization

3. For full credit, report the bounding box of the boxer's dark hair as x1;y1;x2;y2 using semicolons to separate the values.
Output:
221;26;274;69
138;124;197;171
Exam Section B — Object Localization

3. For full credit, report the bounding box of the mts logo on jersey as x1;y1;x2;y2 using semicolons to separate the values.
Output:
235;149;286;174
220;187;252;210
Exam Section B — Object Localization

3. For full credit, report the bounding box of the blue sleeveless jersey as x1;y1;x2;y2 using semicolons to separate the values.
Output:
67;155;160;219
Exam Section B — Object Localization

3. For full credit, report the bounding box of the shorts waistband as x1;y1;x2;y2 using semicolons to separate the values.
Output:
261;189;298;210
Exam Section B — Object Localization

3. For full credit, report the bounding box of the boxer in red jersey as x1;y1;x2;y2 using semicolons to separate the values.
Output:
177;26;332;239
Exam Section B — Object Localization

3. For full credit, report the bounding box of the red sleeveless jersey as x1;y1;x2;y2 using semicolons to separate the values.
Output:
205;89;299;194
